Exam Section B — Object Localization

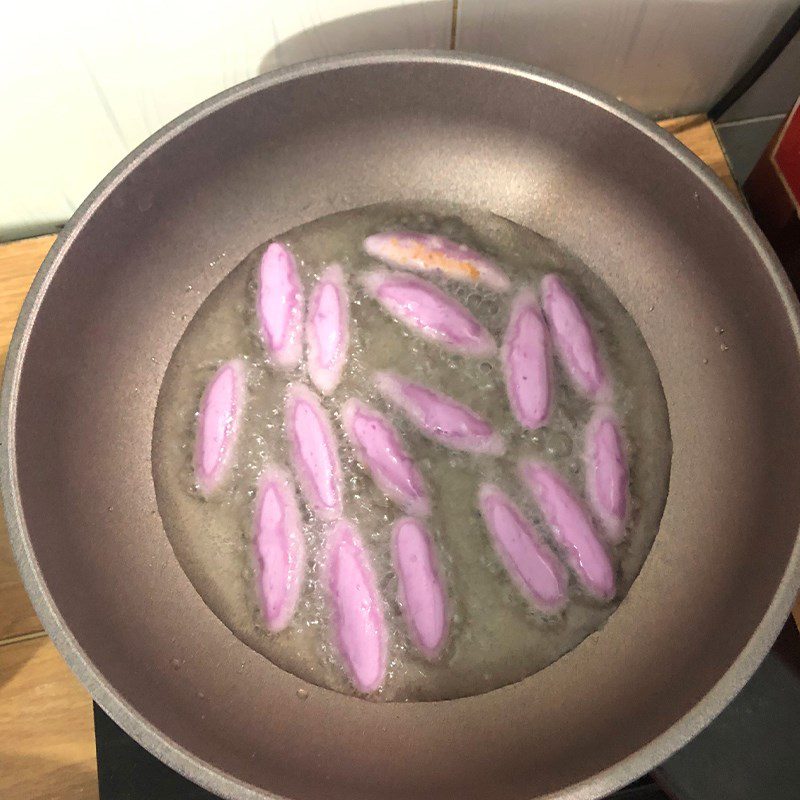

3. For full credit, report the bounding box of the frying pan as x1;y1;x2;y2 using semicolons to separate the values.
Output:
4;51;800;800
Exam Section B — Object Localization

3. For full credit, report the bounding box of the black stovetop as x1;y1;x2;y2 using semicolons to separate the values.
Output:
94;620;800;800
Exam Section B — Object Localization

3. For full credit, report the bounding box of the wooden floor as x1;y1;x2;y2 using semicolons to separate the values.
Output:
0;116;791;799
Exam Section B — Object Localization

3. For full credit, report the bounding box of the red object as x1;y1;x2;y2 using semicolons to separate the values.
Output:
772;98;800;214
745;98;800;285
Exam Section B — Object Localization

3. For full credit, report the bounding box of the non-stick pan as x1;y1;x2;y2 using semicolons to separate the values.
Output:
4;52;800;800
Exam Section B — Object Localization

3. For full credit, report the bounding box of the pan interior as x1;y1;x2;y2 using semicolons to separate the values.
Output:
152;201;671;701
10;56;800;800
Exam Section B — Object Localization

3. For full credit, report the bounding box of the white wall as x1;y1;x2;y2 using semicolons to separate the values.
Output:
1;0;795;240
457;0;796;116
0;0;452;240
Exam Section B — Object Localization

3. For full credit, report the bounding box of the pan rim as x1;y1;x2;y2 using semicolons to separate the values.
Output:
3;49;800;800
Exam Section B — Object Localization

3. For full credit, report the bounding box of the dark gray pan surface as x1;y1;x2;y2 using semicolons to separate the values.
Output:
4;52;800;800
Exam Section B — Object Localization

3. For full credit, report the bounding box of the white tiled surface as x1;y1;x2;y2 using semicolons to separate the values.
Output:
2;0;797;239
0;0;452;240
718;28;800;122
456;0;796;118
